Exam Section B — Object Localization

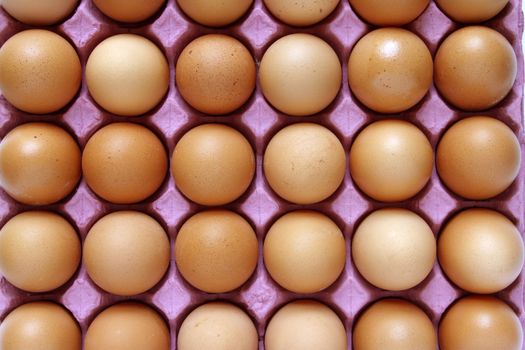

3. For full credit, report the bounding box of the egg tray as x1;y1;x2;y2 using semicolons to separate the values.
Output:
0;0;524;348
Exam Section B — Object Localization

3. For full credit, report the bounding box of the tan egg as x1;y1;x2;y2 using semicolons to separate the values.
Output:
0;123;81;205
0;211;80;293
349;0;429;26
0;30;81;114
82;123;168;204
83;211;170;296
175;210;258;293
264;210;346;293
178;303;258;350
349;120;433;202
171;124;255;206
265;300;347;350
348;28;433;114
85;303;169;350
436;0;509;23
176;34;256;115
92;0;165;23
434;27;517;111
177;0;253;27
264;0;339;26
86;34;169;116
0;302;81;350
352;208;436;291
353;299;437;350
264;123;346;204
1;0;78;25
439;296;523;350
438;208;524;294
260;34;342;116
437;116;521;200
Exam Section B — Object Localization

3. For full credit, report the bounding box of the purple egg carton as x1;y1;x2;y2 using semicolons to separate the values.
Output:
0;0;524;349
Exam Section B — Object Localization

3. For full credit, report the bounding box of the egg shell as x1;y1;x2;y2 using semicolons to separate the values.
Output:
177;0;253;27
177;302;258;350
348;0;429;26
92;0;166;23
85;302;170;350
263;0;340;26
1;0;78;25
0;29;81;114
259;33;342;116
0;302;81;350
0;123;81;205
436;0;510;23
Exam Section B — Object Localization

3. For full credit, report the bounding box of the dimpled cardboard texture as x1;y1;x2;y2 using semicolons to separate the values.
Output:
0;0;524;349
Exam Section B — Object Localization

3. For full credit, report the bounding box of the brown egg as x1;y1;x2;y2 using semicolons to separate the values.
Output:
264;0;340;26
85;303;169;350
349;120;433;202
175;210;258;293
176;34;256;115
353;299;437;350
264;211;346;293
177;0;253;26
265;300;347;350
434;27;517;111
439;296;523;350
260;34;342;116
82;123;167;204
86;34;169;116
349;0;429;26
0;30;81;114
438;208;524;294
1;0;78;25
0;123;81;205
436;0;509;23
348;28;433;114
352;208;436;291
264;123;346;204
83;211;170;296
178;303;258;350
92;0;165;23
171;124;255;206
0;302;81;350
437;116;521;200
0;211;80;293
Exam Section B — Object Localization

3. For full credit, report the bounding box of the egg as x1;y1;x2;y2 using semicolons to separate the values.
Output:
349;120;433;202
0;123;81;205
0;302;81;350
348;28;433;114
260;34;342;116
92;0;165;23
263;0;340;26
85;303;169;350
177;0;253;27
352;208;436;291
439;296;523;350
434;26;517;111
438;208;524;294
171;124;255;206
175;210;258;293
0;30;81;114
437;116;521;200
83;211;170;296
178;302;258;350
176;34;256;115
349;0;429;26
82;123;167;204
263;123;346;204
353;299;437;350
265;300;347;350
0;211;80;293
436;0;509;23
263;210;346;293
86;34;169;116
1;0;78;25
